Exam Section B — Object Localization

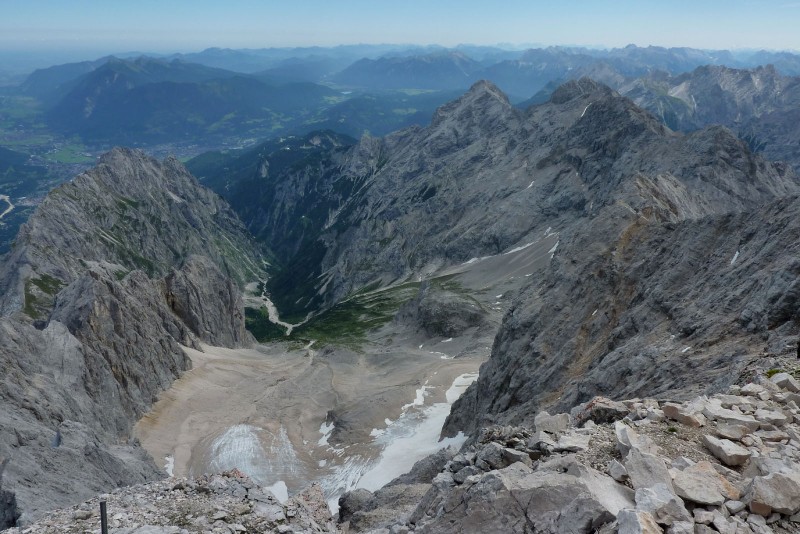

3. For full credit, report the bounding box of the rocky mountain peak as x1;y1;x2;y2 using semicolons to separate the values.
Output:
549;77;615;104
429;79;514;129
0;148;261;318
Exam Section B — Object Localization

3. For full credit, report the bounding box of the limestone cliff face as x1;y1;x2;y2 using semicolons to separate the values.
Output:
617;65;800;171
444;137;800;436
163;255;253;348
252;80;797;323
0;147;261;319
0;149;260;527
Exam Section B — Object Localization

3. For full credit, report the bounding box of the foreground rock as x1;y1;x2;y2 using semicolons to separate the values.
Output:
5;470;337;534
340;369;800;533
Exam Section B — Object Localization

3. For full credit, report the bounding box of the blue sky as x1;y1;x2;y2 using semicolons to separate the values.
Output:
1;0;798;54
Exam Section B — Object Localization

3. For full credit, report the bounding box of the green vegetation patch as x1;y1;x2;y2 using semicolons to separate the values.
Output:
23;281;42;319
23;274;64;319
29;273;64;295
245;307;288;341
246;280;422;347
46;144;94;164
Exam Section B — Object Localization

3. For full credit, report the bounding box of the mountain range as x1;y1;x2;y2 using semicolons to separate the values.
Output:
3;42;800;532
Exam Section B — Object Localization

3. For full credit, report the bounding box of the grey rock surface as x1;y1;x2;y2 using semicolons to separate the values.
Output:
342;376;800;532
163;255;253;347
5;471;338;533
0;147;261;318
618;65;800;172
0;149;259;527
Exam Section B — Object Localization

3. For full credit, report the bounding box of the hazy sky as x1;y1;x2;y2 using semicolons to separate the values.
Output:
1;0;798;54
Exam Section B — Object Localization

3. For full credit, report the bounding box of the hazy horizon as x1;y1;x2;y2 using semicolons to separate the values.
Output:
2;0;799;57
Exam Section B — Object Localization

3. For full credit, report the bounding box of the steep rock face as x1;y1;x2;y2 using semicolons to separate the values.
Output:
617;65;800;170
445;190;800;436
0;147;261;318
0;287;181;525
0;150;260;526
266;79;795;318
163;255;252;347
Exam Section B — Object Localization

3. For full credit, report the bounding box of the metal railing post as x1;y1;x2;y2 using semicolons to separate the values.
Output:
100;500;108;534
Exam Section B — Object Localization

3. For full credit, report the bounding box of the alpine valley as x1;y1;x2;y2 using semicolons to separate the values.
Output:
2;42;800;534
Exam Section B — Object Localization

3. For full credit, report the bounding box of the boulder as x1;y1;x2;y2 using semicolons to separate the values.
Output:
617;509;663;534
754;408;788;427
624;449;674;492
411;460;632;533
715;423;750;441
693;509;714;524
474;442;507;471
662;403;705;428
771;372;800;393
527;431;556;452
670;461;739;506
702;402;760;431
453;466;481;484
703;435;751;466
634;483;691;526
711;510;735;534
609;459;629;482
534;411;571;434
573;397;630;425
616;422;660;457
745;472;800;516
338;488;373;523
553;432;591;453
390;447;456;486
501;448;532;467
665;521;693;534
741;384;767;397
725;500;746;514
755;429;789;442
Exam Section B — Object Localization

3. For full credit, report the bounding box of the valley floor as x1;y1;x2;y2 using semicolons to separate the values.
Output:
134;341;481;511
134;227;561;512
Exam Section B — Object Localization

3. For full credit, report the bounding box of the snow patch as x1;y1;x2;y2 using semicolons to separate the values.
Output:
266;480;289;502
446;373;479;403
166;190;185;204
318;421;335;446
580;103;592;118
355;373;478;492
681;346;691;353
164;455;174;477
504;242;535;255
731;250;740;265
548;240;559;258
402;385;432;411
525;180;535;189
441;338;453;343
